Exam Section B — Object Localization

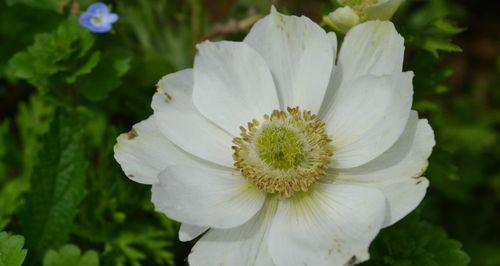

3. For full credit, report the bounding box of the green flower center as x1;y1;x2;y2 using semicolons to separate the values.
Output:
232;107;333;198
255;126;305;170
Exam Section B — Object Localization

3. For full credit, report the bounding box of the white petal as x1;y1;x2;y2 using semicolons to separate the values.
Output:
244;7;334;113
179;224;208;242
325;72;413;168
377;177;429;227
337;20;404;83
188;200;277;266
332;112;435;226
320;21;404;118
318;32;340;114
334;112;435;181
327;31;338;62
268;183;386;266
151;165;265;229
114;116;207;184
193;41;279;136
152;69;234;167
319;65;341;116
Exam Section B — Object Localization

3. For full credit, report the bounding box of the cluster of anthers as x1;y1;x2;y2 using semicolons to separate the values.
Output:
232;107;333;198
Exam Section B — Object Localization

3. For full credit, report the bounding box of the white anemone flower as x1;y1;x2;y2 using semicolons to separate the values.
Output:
114;7;434;266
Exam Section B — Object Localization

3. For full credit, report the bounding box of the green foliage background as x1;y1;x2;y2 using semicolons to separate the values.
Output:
0;0;498;265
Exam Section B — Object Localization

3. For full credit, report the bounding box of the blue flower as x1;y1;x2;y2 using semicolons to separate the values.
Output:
79;3;119;33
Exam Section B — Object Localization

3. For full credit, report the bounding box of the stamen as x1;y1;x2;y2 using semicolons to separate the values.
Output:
233;107;333;198
255;125;305;169
91;16;104;26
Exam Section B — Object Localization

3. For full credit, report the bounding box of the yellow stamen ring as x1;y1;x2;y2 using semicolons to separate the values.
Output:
232;107;333;198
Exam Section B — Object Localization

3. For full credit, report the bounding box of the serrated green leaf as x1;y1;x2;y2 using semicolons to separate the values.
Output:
66;51;101;84
103;227;175;266
6;20;95;91
43;245;98;266
401;0;464;58
0;121;9;181
16;94;55;180
433;19;466;35
77;51;131;102
0;232;27;266
0;95;54;231
19;110;88;263
363;216;470;266
0;179;28;230
0;1;64;76
423;38;463;58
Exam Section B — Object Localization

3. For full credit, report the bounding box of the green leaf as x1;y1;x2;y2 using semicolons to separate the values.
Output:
103;227;175;266
422;38;463;58
432;19;466;35
15;94;55;180
5;0;68;12
363;216;470;266
6;20;95;92
65;51;101;84
19;110;88;263
0;179;29;230
43;245;98;266
77;51;131;102
0;121;9;181
0;232;27;266
401;0;464;58
0;1;64;75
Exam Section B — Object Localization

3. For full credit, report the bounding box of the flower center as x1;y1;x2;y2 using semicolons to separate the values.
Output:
232;107;332;198
91;16;104;26
255;125;305;169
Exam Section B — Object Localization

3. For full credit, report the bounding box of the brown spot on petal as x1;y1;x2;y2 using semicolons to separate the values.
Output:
127;174;135;178
163;92;173;102
127;129;138;140
346;256;357;266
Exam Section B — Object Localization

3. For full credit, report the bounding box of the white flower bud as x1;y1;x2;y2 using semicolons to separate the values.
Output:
327;6;360;33
327;0;405;33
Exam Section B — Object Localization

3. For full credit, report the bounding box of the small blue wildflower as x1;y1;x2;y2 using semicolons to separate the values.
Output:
79;3;119;33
